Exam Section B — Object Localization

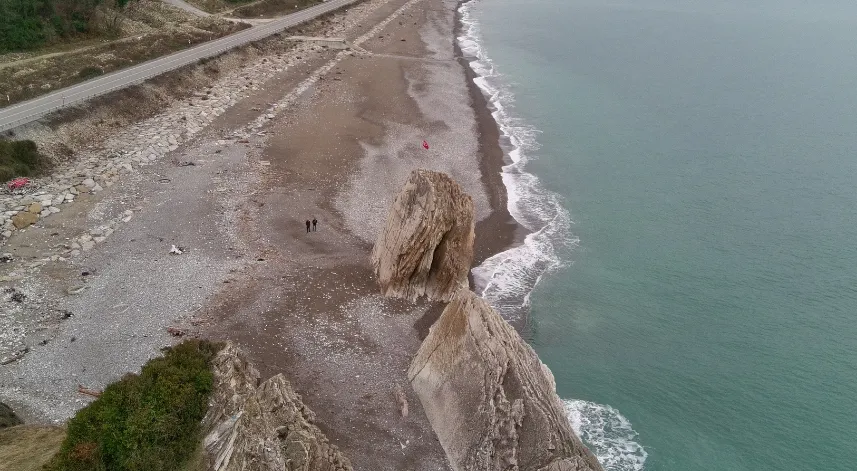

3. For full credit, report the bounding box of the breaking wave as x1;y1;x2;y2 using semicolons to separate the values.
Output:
458;0;577;322
458;3;648;470
566;399;648;471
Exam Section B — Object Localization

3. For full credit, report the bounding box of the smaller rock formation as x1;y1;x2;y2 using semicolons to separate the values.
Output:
202;343;352;471
0;402;23;429
408;291;603;471
371;169;475;302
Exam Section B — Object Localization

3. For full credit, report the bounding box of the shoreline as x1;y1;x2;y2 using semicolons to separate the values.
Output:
455;0;523;270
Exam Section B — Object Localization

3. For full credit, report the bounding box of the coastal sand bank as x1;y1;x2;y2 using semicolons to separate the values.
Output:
0;0;522;468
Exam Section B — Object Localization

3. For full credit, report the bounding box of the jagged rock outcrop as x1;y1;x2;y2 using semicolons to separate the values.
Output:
202;343;352;471
0;402;23;429
371;169;475;302
408;291;603;471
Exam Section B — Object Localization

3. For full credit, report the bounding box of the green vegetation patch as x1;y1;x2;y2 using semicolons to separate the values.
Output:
46;340;222;471
0;0;138;53
0;139;47;183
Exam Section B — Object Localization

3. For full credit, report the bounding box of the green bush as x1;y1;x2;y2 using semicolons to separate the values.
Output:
46;340;222;471
0;139;46;182
0;0;138;53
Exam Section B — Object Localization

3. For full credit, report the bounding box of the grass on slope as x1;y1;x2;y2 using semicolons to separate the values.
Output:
0;139;47;182
45;340;222;471
230;0;322;19
184;0;256;14
0;425;67;471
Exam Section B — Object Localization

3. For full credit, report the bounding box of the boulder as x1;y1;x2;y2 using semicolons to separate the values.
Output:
202;343;351;471
408;291;603;471
11;211;38;229
0;402;23;429
371;169;475;302
27;203;42;214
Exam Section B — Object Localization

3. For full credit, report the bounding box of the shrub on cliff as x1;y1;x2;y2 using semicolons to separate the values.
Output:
45;340;222;471
0;139;46;182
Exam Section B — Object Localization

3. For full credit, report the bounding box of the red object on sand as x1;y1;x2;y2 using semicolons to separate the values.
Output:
422;140;429;150
7;177;29;191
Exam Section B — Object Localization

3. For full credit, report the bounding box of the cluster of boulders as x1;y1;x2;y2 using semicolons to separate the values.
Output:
1;175;108;236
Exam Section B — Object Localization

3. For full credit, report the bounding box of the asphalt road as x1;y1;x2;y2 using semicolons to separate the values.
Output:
0;0;359;133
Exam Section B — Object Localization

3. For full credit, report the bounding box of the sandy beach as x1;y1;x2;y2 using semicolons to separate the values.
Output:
0;0;520;468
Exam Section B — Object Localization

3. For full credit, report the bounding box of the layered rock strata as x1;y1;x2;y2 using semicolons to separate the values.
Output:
408;291;604;471
371;169;475;302
202;343;352;471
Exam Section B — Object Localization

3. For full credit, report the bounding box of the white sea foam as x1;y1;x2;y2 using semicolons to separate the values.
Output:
566;399;648;471
459;3;648;469
458;1;577;321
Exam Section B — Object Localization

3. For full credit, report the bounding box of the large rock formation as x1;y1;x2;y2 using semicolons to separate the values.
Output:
202;343;352;471
408;291;603;471
371;169;475;302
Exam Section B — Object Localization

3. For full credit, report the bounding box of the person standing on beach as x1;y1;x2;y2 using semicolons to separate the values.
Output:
306;220;311;233
312;217;318;232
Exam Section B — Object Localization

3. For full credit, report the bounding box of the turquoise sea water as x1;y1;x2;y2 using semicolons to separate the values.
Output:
462;1;857;470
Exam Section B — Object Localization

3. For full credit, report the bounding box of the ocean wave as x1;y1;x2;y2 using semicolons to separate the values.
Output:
566;399;649;471
458;4;648;470
458;1;577;321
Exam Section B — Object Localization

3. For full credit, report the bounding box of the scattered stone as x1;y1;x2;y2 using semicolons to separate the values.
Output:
169;245;184;255
6;288;26;303
166;327;186;337
66;285;87;295
11;211;39;229
0;347;29;365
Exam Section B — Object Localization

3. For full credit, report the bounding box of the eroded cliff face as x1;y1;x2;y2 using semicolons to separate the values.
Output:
408;291;604;471
202;343;352;471
371;169;475;302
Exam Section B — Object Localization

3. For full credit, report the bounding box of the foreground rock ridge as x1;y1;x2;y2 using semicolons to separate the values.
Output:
371;169;476;302
408;291;603;471
202;343;352;471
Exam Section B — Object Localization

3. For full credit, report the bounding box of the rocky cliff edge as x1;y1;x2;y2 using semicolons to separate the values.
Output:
407;288;603;471
202;342;352;471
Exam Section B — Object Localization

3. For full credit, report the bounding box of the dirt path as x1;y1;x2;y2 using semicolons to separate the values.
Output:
161;0;212;17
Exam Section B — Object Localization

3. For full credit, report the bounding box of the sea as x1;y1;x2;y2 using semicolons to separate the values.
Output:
460;0;857;470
